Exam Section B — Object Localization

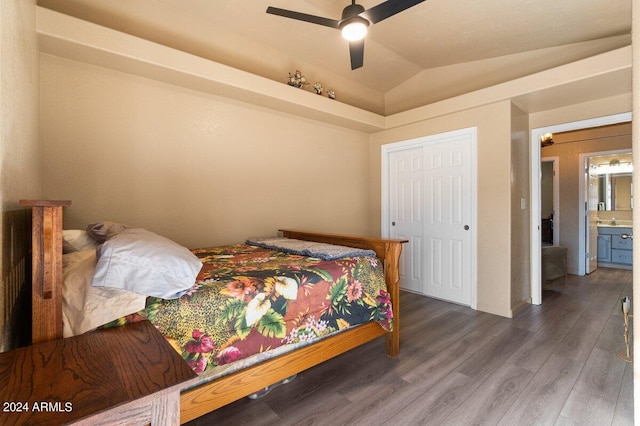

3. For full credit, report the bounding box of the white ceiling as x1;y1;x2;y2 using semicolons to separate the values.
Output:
37;0;632;115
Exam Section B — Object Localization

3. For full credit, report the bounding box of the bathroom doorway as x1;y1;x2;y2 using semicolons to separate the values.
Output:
580;149;633;272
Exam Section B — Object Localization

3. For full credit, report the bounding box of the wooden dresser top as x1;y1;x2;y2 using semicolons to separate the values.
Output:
0;321;197;425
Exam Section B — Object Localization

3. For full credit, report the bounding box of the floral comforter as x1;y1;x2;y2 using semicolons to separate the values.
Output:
107;244;392;376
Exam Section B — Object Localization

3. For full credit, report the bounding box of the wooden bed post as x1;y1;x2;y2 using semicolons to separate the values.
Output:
383;240;403;357
19;200;71;344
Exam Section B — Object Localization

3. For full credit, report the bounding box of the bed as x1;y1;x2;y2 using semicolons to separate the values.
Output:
20;199;406;423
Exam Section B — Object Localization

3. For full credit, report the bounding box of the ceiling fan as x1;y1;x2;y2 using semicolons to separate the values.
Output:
266;0;425;70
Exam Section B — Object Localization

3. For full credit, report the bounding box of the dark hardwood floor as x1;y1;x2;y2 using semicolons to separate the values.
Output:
187;267;634;425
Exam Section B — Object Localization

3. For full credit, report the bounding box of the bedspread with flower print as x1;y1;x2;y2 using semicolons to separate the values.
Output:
106;244;392;375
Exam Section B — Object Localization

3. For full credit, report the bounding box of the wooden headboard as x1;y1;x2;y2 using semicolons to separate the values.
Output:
1;206;32;351
19;200;71;344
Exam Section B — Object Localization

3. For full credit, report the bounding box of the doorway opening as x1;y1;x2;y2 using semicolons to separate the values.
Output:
530;112;632;305
580;149;633;273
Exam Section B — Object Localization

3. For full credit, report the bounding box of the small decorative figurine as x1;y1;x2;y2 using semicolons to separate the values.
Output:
313;82;323;95
287;70;308;88
327;90;335;100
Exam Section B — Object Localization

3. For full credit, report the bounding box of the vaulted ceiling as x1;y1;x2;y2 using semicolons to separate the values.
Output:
37;0;632;115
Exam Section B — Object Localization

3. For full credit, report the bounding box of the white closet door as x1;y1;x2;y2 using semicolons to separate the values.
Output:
422;136;473;305
389;147;424;293
387;130;474;306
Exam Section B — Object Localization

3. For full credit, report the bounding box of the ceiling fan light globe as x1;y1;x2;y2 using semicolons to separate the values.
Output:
341;19;368;41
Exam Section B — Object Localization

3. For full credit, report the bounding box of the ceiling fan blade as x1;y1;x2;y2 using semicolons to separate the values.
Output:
266;7;340;29
360;0;425;24
349;39;364;70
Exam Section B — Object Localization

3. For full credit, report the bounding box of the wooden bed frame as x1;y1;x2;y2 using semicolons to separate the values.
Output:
20;200;407;424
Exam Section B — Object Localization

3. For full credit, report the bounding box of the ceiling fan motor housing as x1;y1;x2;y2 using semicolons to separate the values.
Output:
342;3;366;21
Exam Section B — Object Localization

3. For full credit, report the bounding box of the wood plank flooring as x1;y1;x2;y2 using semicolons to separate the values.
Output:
186;267;634;425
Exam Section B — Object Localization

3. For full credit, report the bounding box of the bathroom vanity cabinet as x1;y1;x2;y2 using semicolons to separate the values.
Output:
597;226;632;268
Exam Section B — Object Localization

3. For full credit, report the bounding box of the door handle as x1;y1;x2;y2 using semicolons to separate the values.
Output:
464;225;470;230
392;221;396;226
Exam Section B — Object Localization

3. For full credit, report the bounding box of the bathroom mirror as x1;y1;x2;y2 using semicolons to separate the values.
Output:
597;173;633;211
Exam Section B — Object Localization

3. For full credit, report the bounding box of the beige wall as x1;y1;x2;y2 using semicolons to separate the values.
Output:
0;0;41;349
529;93;631;130
370;101;516;317
1;0;41;207
538;123;632;273
41;47;632;321
510;104;530;312
39;49;535;322
39;55;373;248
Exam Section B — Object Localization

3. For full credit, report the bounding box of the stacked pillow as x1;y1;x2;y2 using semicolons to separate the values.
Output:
90;225;203;300
61;221;203;336
62;229;100;254
62;249;146;337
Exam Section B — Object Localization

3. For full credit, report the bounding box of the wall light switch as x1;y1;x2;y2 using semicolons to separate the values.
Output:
521;198;526;209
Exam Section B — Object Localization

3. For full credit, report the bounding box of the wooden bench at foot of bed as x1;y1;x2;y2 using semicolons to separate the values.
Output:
20;200;407;424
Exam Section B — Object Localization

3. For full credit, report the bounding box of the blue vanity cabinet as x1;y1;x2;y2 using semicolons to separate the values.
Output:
597;234;612;262
598;226;632;266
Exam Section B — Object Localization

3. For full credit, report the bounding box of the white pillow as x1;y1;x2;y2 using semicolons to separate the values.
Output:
91;228;202;299
63;249;147;337
62;230;100;254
